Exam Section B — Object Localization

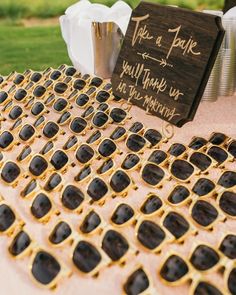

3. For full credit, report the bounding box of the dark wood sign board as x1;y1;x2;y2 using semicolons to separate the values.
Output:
112;2;225;127
224;0;236;13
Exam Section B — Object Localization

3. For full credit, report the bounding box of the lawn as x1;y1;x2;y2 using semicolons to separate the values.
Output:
0;0;225;76
0;25;71;76
0;0;224;19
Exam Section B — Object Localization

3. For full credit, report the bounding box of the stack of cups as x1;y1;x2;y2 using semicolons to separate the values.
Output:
219;8;236;96
202;10;224;102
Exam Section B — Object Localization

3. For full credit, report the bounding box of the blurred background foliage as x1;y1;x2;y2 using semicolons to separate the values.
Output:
0;0;225;75
0;0;224;20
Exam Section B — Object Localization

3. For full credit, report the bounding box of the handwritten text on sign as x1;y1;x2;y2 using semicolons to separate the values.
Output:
112;3;224;127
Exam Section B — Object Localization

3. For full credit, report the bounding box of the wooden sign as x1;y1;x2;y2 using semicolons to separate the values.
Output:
224;0;236;13
112;3;225;127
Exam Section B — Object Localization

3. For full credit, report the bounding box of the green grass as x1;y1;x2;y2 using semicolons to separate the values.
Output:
0;25;71;76
0;0;224;20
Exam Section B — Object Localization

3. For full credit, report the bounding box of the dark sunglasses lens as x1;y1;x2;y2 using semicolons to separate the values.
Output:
98;139;116;158
92;112;109;128
14;89;27;101
141;163;164;186
111;204;134;225
192;200;218;227
76;94;89;107
33;86;46;98
192;178;215;197
65;67;76;76
90;77;103;87
44;173;62;192
190;245;220;271
127;134;146;152
163;212;190;239
188;137;207;150
137;220;165;250
86;130;101;144
121;154;140;170
54;82;68;94
43;122;59;139
10;106;23;120
97;159;114;175
141;194;162;215
13;74;24;85
1;161;20;184
34;116;45;128
50;150;69;170
17;145;32;162
19;124;35;142
54;98;68;112
40;141;54;156
171;160;194;181
129;122;144;133
31;72;42;83
110;127;126;141
160;255;189;282
87;178;108;201
219;191;236;217
61;185;84;210
31;193;52;219
96;90;110;103
73;79;86;90
97;103;109;112
124;268;150;295
102;229;129;261
168;143;186;157
0;91;8;104
31;251;61;285
209;132;227;145
74;165;91;182
148;150;167;165
63;135;77;150
228;268;236;295
189;152;212;172
20;179;36;198
110;170;131;193
194;282;223;295
57;111;71;125
110;108;127;123
49;221;72;245
207;146;228;164
80;211;101;234
144;129;162;147
218;171;236;188
82;106;94;119
9;230;31;256
0;131;14;149
0;204;16;232
76;145;94;164
73;240;101;273
70;117;87;134
31;102;44;116
219;234;236;259
228;140;236;158
168;185;190;204
29;156;48;177
50;70;61;80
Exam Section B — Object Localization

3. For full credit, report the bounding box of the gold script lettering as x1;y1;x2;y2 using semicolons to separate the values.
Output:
167;25;201;59
131;14;153;47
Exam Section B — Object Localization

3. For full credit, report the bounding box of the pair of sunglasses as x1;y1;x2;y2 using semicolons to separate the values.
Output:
9;230;71;289
166;177;216;207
